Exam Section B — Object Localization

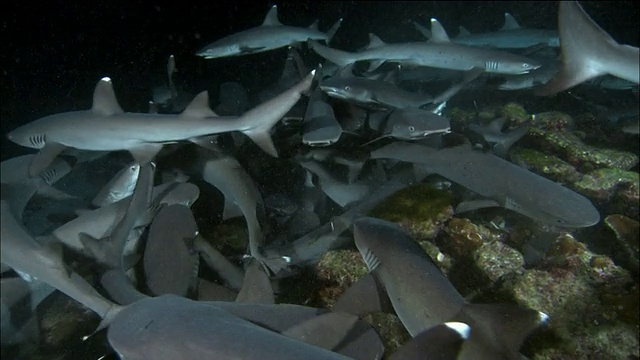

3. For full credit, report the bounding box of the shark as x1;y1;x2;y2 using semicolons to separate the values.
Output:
91;162;141;208
106;294;384;360
371;142;600;228
320;75;435;110
414;13;560;49
8;71;315;177
310;18;541;74
535;1;639;96
196;5;342;59
1;184;117;321
352;217;549;360
143;204;199;297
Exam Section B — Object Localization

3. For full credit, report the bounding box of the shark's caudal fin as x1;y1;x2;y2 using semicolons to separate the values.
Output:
236;70;315;157
536;1;639;96
454;303;549;358
390;322;471;360
309;40;356;67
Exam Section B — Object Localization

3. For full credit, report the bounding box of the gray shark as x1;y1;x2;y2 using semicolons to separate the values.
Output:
302;86;343;147
143;204;199;297
1;184;117;321
536;1;639;95
371;142;600;227
8;71;314;177
320;76;434;109
415;13;559;49
310;18;541;74
196;5;342;59
353;217;549;360
42;181;200;255
198;149;288;275
107;294;380;360
92;162;140;208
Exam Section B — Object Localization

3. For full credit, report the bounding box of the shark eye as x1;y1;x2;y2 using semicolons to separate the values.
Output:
344;86;350;91
408;126;415;132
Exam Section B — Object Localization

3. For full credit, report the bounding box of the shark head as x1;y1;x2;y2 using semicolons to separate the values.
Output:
320;83;371;104
196;42;245;59
385;110;451;140
7;124;48;149
485;57;542;75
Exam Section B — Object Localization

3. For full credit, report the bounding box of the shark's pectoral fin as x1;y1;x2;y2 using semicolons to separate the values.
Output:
390;322;470;360
333;273;392;316
282;311;359;350
235;260;274;304
367;60;385;72
128;144;164;164
455;199;502;214
36;185;78;201
79;232;105;261
29;142;67;178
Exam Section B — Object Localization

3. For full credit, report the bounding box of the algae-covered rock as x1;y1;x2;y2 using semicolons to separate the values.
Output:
441;217;502;258
574;168;639;218
369;183;454;239
510;147;581;184
605;214;640;277
528;111;574;131
498;102;530;124
530;130;639;171
474;241;525;283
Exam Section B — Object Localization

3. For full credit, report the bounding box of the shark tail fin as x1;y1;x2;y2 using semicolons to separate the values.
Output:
309;40;355;67
390;322;470;360
536;1;639;96
456;303;549;358
239;70;315;157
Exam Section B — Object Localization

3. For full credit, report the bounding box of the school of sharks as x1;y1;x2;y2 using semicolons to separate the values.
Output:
1;1;639;359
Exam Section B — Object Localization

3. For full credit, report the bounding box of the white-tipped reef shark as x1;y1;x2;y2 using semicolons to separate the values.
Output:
196;5;342;59
310;18;541;74
371;142;600;228
415;12;560;49
352;217;549;360
7;71;315;177
536;1;639;95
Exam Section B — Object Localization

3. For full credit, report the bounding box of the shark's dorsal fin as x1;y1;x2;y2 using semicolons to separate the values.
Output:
458;26;471;36
337;63;355;78
501;13;521;31
92;77;124;116
414;21;432;39
429;19;451;43
181;91;217;118
366;34;386;49
262;5;281;26
308;19;319;31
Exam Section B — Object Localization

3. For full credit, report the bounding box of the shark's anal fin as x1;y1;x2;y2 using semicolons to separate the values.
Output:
29;142;67;178
129;144;164;164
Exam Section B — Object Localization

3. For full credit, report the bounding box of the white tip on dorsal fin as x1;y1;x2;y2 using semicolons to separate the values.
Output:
458;26;471;36
429;19;451;43
367;34;386;49
181;91;218;118
501;13;521;30
92;77;124;116
262;5;281;26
